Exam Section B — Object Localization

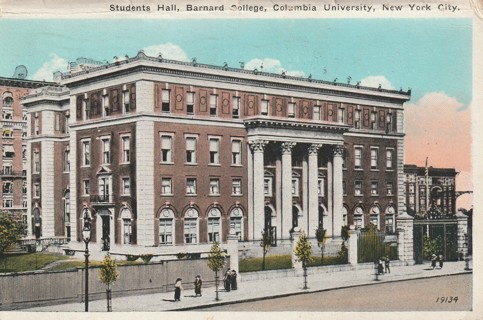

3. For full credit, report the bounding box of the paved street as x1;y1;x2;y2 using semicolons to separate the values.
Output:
202;274;472;311
16;260;472;312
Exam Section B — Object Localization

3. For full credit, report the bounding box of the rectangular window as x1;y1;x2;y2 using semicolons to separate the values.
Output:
338;108;345;123
288;102;295;117
122;136;130;163
292;178;299;196
343;181;347;195
232;179;242;195
161;178;172;195
34;183;40;198
186;92;195;115
354;147;362;169
82;140;90;166
123;219;132;244
261;100;269;115
232;140;242;165
98;177;110;202
210;94;217;116
355;181;362;196
409;184;415;194
186;178;197;195
209;138;220;164
161;135;173;163
318;178;325;196
387;182;394;195
186;137;197;164
313;105;321;120
34;117;40;135
264;177;273;196
209;178;220;195
355;109;361;128
55;113;60;131
33;152;40;173
122;177;130;195
162;89;170;112
102;94;109;117
371;181;379;195
386;112;393;133
184;218;197;244
232;96;240;118
370;148;378;169
159;219;173;245
64;150;70;172
386;149;394;169
122;90;130;113
208;218;220;242
230;217;242;240
83;99;89;120
102;137;110;164
371;111;377;129
83;180;90;195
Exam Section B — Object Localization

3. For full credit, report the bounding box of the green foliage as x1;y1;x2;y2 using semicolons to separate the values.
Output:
357;227;388;263
98;253;120;286
140;254;153;263
126;255;139;262
294;231;313;266
207;241;226;272
239;255;292;272
307;254;348;267
337;242;348;264
315;227;328;247
423;235;444;260
261;229;272;255
341;225;351;241
0;252;69;273
0;211;22;255
364;222;378;232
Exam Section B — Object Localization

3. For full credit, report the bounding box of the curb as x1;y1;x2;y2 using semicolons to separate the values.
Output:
170;270;472;311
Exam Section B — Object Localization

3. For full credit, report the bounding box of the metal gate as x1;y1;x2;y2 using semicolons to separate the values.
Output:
413;220;458;264
357;229;398;263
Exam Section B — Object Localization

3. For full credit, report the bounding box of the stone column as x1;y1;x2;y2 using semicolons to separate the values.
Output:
249;140;267;241
308;144;322;238
326;156;333;237
332;145;344;238
396;212;415;264
41;140;55;237
226;229;239;275
456;211;468;256
291;227;302;270
247;143;254;240
347;225;358;265
275;156;282;238
301;154;308;234
281;142;296;240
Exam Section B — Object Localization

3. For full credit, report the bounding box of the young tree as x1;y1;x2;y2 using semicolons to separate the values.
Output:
315;226;328;264
294;231;313;289
260;228;272;270
0;211;22;272
98;253;119;312
208;241;226;301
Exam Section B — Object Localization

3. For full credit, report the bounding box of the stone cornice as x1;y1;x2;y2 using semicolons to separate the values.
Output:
0;77;57;89
244;117;350;134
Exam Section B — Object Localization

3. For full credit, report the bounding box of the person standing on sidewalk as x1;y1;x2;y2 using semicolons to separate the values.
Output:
174;278;183;301
223;270;231;292
431;254;437;269
384;257;390;274
194;275;202;297
230;270;238;290
438;254;444;269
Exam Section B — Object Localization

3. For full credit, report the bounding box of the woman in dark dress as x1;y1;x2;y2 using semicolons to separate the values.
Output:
194;275;202;297
174;278;182;301
223;270;231;292
230;270;237;290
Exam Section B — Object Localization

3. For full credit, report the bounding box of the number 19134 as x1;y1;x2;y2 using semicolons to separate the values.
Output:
436;296;458;303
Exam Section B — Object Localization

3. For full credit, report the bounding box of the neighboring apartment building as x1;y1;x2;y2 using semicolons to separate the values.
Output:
22;51;410;253
0;70;53;233
404;164;457;217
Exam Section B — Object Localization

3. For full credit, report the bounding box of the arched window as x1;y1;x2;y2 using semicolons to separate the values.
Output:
369;206;380;230
2;92;13;107
2;181;13;194
385;206;396;234
64;191;71;241
120;207;133;245
230;207;243;240
207;207;221;243
342;206;348;226
184;208;199;244
159;208;174;245
33;207;42;238
353;206;364;230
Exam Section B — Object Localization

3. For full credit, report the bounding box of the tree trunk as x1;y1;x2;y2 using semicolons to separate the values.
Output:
106;283;112;312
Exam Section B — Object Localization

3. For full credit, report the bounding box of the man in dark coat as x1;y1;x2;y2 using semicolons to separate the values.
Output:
194;275;202;297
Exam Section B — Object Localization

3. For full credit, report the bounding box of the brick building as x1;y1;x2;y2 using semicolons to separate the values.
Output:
0;70;53;232
22;51;410;253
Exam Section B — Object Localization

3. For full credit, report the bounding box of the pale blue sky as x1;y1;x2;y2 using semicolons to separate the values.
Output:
0;18;472;106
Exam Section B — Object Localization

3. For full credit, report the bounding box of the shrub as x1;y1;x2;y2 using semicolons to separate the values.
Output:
337;242;348;264
140;254;153;263
126;255;139;262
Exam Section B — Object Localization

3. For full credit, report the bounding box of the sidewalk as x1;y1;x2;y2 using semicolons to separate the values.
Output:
21;260;472;312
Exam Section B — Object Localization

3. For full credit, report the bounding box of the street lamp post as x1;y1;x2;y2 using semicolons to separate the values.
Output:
464;233;470;271
82;211;91;312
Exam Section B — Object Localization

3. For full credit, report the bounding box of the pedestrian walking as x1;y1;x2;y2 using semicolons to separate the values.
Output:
174;278;182;301
194;275;202;297
377;258;384;275
384;257;391;274
431;254;437;269
223;270;231;292
230;270;237;290
438;254;444;269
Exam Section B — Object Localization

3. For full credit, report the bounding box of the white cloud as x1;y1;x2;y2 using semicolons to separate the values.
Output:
359;75;395;90
142;43;189;62
244;58;305;77
32;54;68;82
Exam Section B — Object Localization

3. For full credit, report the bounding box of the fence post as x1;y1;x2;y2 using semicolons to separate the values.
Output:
396;212;414;265
455;211;468;257
291;227;302;270
347;225;358;265
226;229;239;275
